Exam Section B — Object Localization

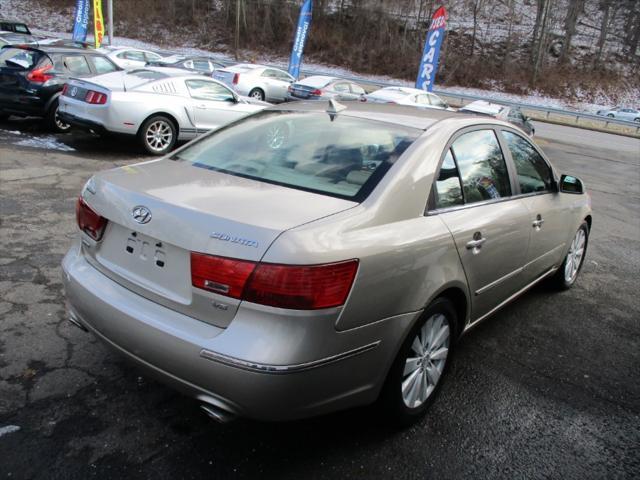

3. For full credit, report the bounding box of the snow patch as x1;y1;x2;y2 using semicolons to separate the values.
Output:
15;136;75;152
0;425;21;438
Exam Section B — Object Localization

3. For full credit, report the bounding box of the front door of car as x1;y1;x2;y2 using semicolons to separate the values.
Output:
331;82;356;101
432;129;531;321
186;79;255;134
499;129;568;277
261;69;292;102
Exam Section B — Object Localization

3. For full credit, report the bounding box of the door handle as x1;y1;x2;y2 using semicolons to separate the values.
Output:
532;215;544;229
466;232;486;251
195;104;207;109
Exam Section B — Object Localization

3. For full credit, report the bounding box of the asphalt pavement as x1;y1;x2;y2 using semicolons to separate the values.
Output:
0;118;639;479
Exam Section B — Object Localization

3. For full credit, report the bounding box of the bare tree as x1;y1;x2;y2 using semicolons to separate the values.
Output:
559;0;585;65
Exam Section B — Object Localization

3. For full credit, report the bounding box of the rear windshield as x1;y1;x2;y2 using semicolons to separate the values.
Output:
0;47;42;69
173;111;421;201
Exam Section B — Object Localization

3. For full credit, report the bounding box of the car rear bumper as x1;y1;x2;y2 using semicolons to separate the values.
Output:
62;239;416;420
0;93;47;117
58;111;107;133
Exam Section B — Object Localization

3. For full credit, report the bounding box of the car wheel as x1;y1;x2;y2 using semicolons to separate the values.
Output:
550;221;589;290
607;114;615;118
46;99;71;133
634;118;640;123
379;297;457;427
249;88;265;101
138;115;177;155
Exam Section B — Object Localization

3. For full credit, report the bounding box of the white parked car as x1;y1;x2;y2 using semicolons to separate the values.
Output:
213;63;294;102
99;46;164;70
596;106;640;123
58;68;267;155
365;87;450;110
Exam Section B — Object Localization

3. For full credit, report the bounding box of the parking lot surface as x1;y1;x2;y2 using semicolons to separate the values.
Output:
0;119;639;479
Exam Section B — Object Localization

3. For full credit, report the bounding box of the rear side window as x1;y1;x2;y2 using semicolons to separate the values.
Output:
502;131;553;194
451;130;511;203
123;50;145;61
91;55;118;74
333;83;349;93
429;95;446;108
434;150;464;209
350;84;365;95
63;55;91;75
172;111;420;202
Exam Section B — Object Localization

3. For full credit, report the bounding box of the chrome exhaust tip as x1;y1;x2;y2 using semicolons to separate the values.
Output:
200;403;236;424
68;311;88;332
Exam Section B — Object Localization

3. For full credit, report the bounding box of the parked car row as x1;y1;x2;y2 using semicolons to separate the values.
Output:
1;32;536;154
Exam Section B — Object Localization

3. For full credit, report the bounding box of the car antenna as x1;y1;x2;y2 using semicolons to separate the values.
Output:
327;99;346;121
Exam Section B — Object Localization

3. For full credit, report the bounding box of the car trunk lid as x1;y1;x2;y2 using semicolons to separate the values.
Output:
81;158;356;328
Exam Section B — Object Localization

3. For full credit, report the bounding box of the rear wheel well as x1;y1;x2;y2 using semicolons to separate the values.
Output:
139;112;179;136
435;287;468;339
585;215;592;232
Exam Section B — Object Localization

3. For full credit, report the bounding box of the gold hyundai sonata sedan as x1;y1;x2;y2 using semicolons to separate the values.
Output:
62;101;592;425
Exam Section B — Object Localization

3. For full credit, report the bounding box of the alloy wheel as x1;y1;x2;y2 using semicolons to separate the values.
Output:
564;228;586;283
145;120;173;153
55;107;70;131
401;313;450;409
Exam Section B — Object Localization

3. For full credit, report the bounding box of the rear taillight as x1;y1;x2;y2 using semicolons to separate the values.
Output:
232;73;240;85
62;83;69;95
76;197;108;241
190;254;358;310
245;260;359;310
310;89;322;96
26;64;53;83
85;90;107;104
190;253;256;299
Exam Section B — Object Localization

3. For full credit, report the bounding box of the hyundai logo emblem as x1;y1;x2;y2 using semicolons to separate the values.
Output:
70;86;78;97
132;206;152;224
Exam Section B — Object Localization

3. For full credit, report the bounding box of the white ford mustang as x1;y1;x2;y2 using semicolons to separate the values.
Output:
58;68;268;154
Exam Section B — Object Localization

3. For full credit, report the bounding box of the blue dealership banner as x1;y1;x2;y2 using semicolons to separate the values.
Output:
72;0;91;43
416;6;448;92
288;0;313;80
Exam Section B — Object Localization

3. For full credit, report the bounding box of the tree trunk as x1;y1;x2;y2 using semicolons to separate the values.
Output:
559;0;584;65
531;0;551;85
593;0;611;69
503;0;515;72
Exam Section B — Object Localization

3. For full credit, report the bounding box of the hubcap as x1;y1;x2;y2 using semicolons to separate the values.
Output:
251;90;263;100
145;120;173;152
564;228;586;283
402;313;450;409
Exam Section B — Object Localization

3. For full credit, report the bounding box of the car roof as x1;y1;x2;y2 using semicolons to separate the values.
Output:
2;44;98;54
268;101;478;130
460;100;506;116
295;75;337;87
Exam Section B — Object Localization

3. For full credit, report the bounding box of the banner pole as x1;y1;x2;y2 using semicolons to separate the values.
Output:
108;0;114;45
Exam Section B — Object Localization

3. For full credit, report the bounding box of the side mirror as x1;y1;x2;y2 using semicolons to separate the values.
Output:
225;95;238;103
559;174;584;194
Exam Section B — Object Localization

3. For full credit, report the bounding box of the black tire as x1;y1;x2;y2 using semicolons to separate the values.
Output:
634;118;640;123
248;88;265;101
45;99;71;133
138;115;177;155
378;297;457;427
549;221;589;290
607;113;615;118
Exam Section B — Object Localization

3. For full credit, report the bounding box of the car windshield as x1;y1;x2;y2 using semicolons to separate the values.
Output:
172;111;421;201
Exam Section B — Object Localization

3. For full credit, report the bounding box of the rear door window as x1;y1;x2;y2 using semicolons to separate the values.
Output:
124;50;145;61
451;130;511;203
333;83;350;93
63;55;91;75
350;84;365;95
434;149;464;209
502;131;553;194
90;55;118;74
